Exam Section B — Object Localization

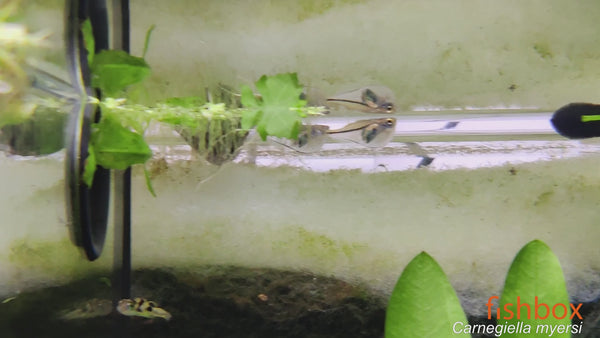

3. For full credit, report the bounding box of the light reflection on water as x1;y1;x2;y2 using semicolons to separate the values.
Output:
243;111;600;172
146;109;600;172
244;140;597;172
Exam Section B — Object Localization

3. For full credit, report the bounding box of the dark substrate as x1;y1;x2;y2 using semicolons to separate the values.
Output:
0;267;386;338
2;266;597;338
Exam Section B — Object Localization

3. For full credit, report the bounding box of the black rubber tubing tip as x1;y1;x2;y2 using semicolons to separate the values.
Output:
551;102;600;139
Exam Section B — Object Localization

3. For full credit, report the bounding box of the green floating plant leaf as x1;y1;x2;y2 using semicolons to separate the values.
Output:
499;240;571;338
240;85;262;129
385;251;467;338
90;50;150;97
82;143;96;187
240;73;306;140
143;167;157;197
142;24;155;59
81;19;94;66
90;114;152;170
240;85;259;108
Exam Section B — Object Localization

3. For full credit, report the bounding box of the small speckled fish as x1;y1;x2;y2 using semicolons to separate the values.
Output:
327;118;396;148
326;87;394;113
117;298;172;321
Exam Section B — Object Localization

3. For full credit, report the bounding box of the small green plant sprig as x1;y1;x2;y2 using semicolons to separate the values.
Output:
82;19;153;98
385;240;573;338
80;20;154;192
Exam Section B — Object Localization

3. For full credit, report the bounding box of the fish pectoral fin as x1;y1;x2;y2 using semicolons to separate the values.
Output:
361;88;379;108
361;124;379;143
417;156;435;168
297;133;309;147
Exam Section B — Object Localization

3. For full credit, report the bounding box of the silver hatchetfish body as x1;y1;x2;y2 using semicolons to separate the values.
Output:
325;86;395;114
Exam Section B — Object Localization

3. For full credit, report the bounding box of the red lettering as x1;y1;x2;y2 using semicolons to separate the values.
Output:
552;303;567;319
570;303;583;320
486;296;499;320
535;296;549;319
503;303;514;319
517;297;531;319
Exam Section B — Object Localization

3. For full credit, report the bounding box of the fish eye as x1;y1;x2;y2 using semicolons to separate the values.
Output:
385;103;394;112
385;119;394;126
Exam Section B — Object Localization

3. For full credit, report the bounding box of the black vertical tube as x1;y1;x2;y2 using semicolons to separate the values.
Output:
120;0;132;306
112;170;131;304
111;0;132;306
121;0;130;51
112;0;131;305
112;169;131;338
110;1;131;338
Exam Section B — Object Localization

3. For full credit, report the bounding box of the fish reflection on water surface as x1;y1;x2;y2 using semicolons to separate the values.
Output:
271;124;330;152
327;117;396;148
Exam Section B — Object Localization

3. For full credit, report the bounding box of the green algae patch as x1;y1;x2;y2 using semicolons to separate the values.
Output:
152;0;371;29
294;228;338;259
153;221;371;272
296;0;368;21
7;238;111;278
22;0;63;11
273;227;369;265
533;190;554;207
533;42;553;59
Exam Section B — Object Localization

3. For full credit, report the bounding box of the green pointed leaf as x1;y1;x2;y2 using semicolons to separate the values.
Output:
256;123;268;140
240;85;259;108
91;115;152;170
499;240;571;338
82;143;97;187
144;167;157;197
385;252;467;338
240;85;262;132
90;50;150;97
81;19;94;66
142;25;155;59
